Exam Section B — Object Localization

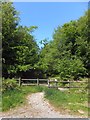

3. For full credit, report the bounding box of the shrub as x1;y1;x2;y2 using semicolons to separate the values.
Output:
2;78;19;92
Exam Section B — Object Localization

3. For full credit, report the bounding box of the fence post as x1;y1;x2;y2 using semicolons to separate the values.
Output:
69;80;70;89
55;79;58;88
37;78;39;86
19;77;21;86
48;79;50;88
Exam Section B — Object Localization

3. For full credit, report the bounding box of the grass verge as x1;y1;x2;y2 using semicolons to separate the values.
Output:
44;87;88;117
2;86;43;111
2;85;88;117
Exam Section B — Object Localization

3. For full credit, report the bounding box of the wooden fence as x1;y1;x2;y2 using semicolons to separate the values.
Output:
18;78;48;86
17;78;88;89
48;79;88;88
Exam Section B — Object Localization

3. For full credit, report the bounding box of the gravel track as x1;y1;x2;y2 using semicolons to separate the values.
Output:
0;92;80;118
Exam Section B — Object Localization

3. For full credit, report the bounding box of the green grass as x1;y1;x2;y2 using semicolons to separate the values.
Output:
2;86;43;111
44;87;88;117
2;85;88;117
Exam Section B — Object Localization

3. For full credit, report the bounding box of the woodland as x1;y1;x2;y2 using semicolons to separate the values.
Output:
2;2;90;81
1;3;89;116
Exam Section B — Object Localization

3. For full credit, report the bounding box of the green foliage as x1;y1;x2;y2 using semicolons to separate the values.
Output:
2;2;19;78
12;26;39;74
56;58;86;80
2;78;18;92
39;10;89;80
2;2;89;80
2;3;39;78
1;5;89;117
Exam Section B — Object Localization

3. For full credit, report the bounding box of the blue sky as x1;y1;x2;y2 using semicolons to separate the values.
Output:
13;2;88;47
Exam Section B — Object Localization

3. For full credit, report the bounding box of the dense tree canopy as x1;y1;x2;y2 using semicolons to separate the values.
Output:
2;2;90;80
2;3;39;78
39;10;90;80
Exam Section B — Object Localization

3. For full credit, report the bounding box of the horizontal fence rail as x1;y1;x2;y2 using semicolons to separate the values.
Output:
17;78;88;89
48;80;88;89
17;78;48;86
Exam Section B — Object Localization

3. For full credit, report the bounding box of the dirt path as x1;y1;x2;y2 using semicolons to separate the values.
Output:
0;92;79;118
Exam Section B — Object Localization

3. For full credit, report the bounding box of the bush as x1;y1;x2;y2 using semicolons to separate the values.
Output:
2;78;19;92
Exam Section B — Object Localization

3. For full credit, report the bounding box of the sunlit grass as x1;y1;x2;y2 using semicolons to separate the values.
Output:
2;86;43;111
44;87;88;117
2;85;88;117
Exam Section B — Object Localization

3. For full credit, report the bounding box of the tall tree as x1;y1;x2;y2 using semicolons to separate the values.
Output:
2;2;19;78
39;10;89;80
2;3;39;78
13;26;39;77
